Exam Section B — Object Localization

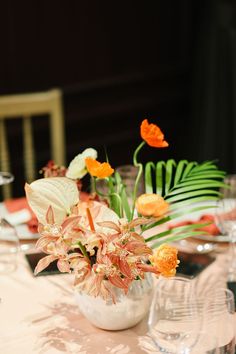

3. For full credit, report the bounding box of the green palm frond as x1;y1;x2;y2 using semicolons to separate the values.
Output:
143;159;226;244
145;159;225;200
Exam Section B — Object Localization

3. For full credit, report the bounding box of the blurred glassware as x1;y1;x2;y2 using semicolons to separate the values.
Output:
93;164;144;205
0;171;14;186
0;171;19;274
148;276;201;353
198;287;235;353
220;175;236;198
0;218;19;274
215;175;236;280
116;164;144;204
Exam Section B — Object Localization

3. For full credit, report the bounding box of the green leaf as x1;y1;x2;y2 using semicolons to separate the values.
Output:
174;160;188;185
156;161;165;195
181;172;225;180
165;189;221;203
166;182;226;197
175;179;225;188
145;222;210;243
142;204;216;232
121;186;132;221
108;177;121;217
169;196;219;210
145;162;155;193
151;231;208;249
182;161;197;179
165;159;176;195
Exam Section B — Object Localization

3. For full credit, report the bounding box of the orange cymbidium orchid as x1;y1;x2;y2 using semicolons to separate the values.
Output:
135;193;169;218
140;119;169;148
149;244;180;277
85;157;114;178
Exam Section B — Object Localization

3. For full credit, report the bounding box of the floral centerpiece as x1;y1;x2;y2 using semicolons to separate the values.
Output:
25;119;225;330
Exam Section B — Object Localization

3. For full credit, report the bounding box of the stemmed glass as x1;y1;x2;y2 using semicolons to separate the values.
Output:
0;171;19;275
0;171;14;186
197;287;235;353
215;175;236;280
148;276;201;353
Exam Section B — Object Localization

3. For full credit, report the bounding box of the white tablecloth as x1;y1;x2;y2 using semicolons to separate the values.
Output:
0;245;235;354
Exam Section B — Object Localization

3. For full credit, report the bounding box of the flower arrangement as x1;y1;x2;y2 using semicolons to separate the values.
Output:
25;119;225;301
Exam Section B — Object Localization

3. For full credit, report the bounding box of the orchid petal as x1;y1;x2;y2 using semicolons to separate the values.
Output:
108;275;127;290
35;236;56;251
96;221;120;232
119;259;133;279
34;255;58;275
57;259;71;273
137;263;159;274
61;215;81;235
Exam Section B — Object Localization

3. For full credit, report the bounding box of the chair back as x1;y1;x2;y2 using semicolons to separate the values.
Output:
0;89;65;199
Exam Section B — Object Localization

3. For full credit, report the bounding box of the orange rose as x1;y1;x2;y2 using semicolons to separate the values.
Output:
149;244;179;277
140;119;169;148
85;158;114;178
135;193;169;217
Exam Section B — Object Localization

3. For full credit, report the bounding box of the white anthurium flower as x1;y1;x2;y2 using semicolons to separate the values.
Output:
76;201;119;233
25;177;79;224
66;148;98;179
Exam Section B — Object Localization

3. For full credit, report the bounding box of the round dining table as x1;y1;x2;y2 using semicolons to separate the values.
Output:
0;241;235;354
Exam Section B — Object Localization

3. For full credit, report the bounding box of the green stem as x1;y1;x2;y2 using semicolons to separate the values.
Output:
133;141;146;166
94;177;109;197
131;141;146;219
77;241;90;261
110;192;123;217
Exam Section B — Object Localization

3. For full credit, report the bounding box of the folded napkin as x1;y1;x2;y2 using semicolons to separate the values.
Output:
5;197;38;233
4;192;91;234
169;214;220;236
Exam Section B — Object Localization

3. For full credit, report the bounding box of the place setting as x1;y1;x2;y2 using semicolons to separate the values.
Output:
0;119;236;354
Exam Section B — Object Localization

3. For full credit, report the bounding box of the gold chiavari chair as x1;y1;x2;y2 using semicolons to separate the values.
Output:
0;89;66;199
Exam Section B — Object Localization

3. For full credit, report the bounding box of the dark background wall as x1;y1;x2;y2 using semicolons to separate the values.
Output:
0;1;235;196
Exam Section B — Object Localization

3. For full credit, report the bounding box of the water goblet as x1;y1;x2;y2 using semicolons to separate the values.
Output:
148;276;201;353
116;165;144;200
197;287;235;353
0;171;14;186
215;176;236;280
0;171;19;274
0;218;19;274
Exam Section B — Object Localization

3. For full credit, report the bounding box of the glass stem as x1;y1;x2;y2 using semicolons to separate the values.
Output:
228;226;236;281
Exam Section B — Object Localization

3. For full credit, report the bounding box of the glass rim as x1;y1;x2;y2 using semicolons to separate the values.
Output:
0;171;14;184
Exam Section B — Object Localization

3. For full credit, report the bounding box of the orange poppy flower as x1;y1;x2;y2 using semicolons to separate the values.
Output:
149;244;179;277
135;193;169;217
140;119;169;148
85;158;114;178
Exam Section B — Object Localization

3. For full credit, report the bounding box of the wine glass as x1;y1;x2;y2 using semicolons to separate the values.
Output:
215;175;236;280
197;287;235;353
0;171;14;186
0;171;19;274
0;218;19;274
148;276;201;353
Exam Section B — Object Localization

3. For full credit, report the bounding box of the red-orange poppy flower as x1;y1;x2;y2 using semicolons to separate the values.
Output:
140;119;169;148
85;158;114;178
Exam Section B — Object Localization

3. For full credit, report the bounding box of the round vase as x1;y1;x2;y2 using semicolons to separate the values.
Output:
75;273;153;330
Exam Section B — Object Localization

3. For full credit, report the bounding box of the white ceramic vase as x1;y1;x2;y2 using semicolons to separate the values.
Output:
75;273;153;330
